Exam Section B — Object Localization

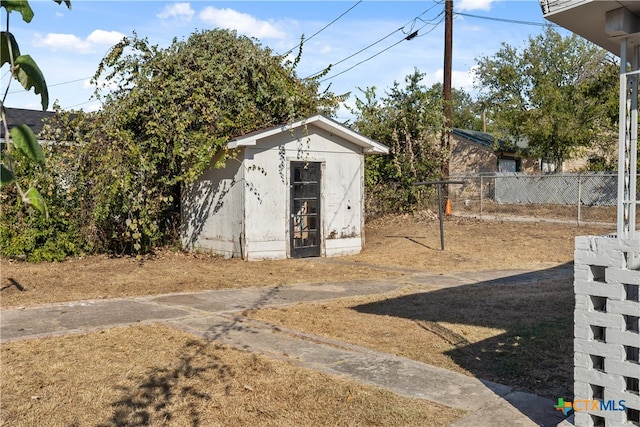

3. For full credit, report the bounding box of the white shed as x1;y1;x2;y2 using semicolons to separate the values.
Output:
181;115;389;260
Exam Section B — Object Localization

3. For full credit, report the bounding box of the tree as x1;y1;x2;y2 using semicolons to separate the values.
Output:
43;29;337;255
425;83;483;130
350;69;447;214
474;26;619;171
1;0;71;215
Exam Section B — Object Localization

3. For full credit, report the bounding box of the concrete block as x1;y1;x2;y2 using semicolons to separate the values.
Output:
607;268;640;285
597;237;640;253
575;338;624;360
608;300;640;317
574;352;603;370
574;265;591;282
574;281;625;299
606;389;640;410
575;311;624;329
573;380;592;399
604;359;640;379
575;294;590;311
607;329;640;347
574;324;591;341
623;394;640;411
574;250;610;267
576;366;621;389
572;411;590;427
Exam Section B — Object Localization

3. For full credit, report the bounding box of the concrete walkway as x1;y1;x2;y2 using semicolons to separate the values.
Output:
0;268;572;427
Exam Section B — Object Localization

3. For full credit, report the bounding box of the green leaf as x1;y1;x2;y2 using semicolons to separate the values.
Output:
1;0;34;23
0;164;15;189
24;187;48;217
0;31;20;67
10;124;45;167
53;0;71;9
13;54;49;110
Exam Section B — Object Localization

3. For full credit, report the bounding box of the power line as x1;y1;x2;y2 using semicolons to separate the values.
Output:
305;27;404;79
305;6;443;79
319;15;444;83
454;12;554;27
305;3;444;80
281;0;363;56
8;76;91;95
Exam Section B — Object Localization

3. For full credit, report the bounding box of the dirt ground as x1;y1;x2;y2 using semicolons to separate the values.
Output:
0;214;613;308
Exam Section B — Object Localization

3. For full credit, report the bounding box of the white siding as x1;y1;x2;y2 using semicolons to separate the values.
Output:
181;152;244;258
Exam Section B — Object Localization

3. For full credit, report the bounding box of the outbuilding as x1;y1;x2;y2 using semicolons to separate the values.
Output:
181;115;389;260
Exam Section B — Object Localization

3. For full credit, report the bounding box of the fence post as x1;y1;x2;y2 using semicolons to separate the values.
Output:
577;175;582;226
480;175;483;220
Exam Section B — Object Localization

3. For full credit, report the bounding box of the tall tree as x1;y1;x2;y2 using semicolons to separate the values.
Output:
474;27;618;171
350;69;446;213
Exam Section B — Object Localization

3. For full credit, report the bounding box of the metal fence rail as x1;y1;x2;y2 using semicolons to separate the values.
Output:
447;173;638;226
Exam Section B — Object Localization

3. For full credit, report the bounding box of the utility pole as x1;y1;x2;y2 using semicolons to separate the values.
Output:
441;0;453;202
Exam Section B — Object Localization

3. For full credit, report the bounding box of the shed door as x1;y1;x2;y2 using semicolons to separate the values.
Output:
290;162;321;258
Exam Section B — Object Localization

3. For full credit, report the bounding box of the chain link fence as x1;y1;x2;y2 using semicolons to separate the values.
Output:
446;173;638;226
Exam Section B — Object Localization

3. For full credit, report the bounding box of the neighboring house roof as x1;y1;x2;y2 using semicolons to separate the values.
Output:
452;128;527;154
228;114;389;155
452;128;495;149
0;107;55;139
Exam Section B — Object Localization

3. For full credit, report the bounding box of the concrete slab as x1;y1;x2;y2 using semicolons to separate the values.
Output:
0;299;190;342
147;280;402;313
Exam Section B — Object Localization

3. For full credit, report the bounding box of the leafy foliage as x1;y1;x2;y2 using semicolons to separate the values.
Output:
474;27;618;171
1;141;86;261
350;69;448;215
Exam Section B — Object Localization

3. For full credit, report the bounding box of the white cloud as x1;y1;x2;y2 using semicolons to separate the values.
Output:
199;7;286;40
157;2;194;21
33;29;125;54
457;0;494;12
425;67;476;92
87;30;125;46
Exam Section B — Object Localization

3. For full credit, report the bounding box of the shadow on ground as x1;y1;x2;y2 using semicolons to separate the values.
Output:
353;263;575;401
98;288;285;426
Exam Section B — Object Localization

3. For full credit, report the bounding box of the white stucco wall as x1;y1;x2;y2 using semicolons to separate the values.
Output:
241;124;365;260
181;151;244;258
182;123;369;260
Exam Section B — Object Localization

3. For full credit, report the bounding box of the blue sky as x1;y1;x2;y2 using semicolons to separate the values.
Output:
2;1;555;119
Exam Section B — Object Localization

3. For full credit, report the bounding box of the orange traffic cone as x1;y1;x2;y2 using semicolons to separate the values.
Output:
445;198;452;215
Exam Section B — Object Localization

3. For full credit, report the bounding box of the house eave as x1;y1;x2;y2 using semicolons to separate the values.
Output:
540;0;640;56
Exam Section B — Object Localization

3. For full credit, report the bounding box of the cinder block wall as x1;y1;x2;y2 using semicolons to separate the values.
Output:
574;236;640;427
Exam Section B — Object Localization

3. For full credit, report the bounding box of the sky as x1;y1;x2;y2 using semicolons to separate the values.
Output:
2;0;557;120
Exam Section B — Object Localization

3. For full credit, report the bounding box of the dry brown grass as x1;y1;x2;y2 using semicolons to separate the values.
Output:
0;324;464;427
1;216;612;308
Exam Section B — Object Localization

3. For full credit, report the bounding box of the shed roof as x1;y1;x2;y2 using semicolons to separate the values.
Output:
228;114;389;155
